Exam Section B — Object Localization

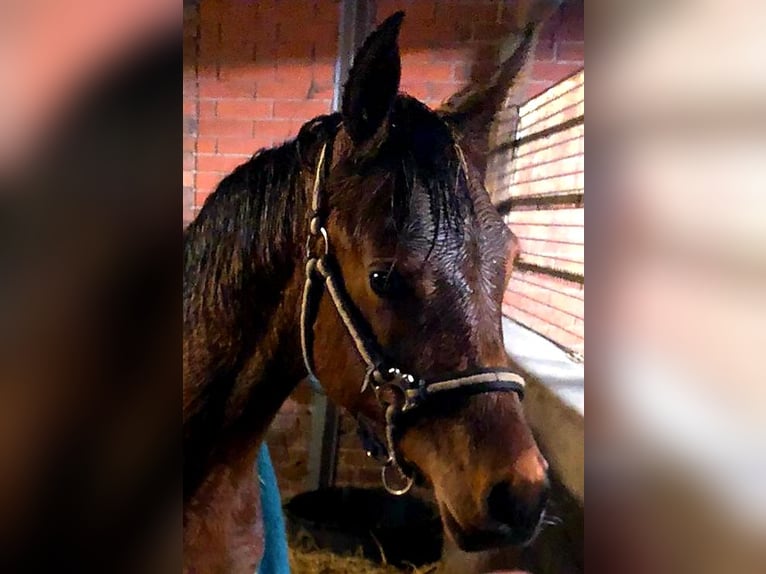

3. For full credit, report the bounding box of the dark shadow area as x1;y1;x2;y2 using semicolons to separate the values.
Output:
1;29;182;574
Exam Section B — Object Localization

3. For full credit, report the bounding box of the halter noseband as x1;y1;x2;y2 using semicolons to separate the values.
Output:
300;140;526;495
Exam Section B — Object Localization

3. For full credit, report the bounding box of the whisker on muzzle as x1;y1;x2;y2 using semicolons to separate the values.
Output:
524;507;561;547
541;511;563;526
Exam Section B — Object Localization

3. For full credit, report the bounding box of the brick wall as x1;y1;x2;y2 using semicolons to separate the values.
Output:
492;71;585;355
183;0;584;498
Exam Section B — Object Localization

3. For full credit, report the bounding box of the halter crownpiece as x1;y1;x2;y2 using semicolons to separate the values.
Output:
300;138;526;495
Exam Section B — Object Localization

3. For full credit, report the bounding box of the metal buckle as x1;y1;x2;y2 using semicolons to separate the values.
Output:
305;225;329;259
372;367;416;411
381;460;414;495
374;381;406;409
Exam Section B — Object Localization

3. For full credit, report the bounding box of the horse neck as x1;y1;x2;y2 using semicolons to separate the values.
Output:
183;170;309;499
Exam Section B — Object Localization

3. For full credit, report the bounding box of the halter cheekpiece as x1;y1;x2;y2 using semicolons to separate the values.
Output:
300;138;526;495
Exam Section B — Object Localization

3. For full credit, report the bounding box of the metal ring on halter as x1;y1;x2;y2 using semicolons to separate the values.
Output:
374;381;407;410
381;460;414;495
305;225;329;259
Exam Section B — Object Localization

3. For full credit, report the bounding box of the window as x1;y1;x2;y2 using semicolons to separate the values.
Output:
488;70;584;360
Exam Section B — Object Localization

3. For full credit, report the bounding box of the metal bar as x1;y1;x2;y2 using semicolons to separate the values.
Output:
515;258;585;285
510;131;583;161
307;0;377;492
491;114;584;155
495;190;583;214
515;113;585;148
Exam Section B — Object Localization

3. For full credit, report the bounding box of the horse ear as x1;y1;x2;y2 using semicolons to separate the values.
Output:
438;25;536;176
341;11;404;144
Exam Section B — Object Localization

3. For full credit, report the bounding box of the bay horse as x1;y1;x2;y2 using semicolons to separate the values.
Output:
184;12;549;573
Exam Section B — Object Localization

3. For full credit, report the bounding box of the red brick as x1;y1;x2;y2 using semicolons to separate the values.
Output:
431;47;470;64
217;99;273;119
216;137;257;155
557;41;584;63
199;100;216;118
197;154;248;173
253;120;297;142
274;62;313;84
257;77;311;99
183;77;198;94
531;61;581;84
218;63;276;83
558;1;584;42
438;2;499;25
199;79;256;99
312;61;336;84
275;36;315;62
534;34;557;61
197;136;216;153
308;80;335;101
183;152;194;171
194;190;213;208
314;0;340;21
428;82;461;105
218;3;259;39
196;173;223;195
183;100;196;115
183;171;194;187
275;2;315;30
183;185;194;215
523;80;550;101
183;136;195;152
400;82;430;102
183;116;197;136
273;100;331;120
471;21;513;42
199;118;253;138
250;135;276;152
378;0;435;23
401;52;432;69
453;62;472;82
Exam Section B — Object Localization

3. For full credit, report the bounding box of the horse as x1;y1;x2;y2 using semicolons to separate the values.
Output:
183;12;550;573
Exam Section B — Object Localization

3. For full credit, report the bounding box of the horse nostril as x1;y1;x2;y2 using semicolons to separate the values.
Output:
487;479;550;530
487;481;521;527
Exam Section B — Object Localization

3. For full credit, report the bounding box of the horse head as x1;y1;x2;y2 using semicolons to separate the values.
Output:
301;12;549;551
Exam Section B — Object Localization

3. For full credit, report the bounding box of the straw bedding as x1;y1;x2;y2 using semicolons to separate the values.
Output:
288;547;439;574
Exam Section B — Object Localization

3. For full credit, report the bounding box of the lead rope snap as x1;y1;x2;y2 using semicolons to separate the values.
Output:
381;459;414;496
381;404;414;495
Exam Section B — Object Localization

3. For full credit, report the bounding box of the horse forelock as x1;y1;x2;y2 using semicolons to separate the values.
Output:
324;94;508;371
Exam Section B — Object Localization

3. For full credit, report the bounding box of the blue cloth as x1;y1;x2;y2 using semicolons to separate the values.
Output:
256;443;290;574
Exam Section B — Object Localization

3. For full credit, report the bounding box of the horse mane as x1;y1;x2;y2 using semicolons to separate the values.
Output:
390;96;473;245
182;114;341;498
183;114;342;321
183;144;302;307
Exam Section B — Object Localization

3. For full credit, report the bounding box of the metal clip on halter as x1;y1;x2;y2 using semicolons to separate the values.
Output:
305;222;329;260
382;455;415;495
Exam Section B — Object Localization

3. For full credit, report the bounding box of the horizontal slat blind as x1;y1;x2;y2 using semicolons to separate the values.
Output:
488;70;584;359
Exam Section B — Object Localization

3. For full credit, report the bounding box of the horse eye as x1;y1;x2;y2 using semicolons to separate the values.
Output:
369;270;406;299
